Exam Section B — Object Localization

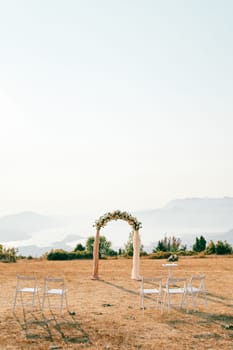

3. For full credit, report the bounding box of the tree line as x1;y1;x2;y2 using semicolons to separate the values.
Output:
154;235;233;255
46;233;233;260
1;233;232;262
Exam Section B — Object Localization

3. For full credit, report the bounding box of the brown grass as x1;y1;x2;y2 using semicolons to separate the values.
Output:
0;256;233;349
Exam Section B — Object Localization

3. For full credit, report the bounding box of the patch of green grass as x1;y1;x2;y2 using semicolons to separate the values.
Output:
167;319;189;326
207;313;233;323
64;335;89;344
193;311;233;324
193;333;222;340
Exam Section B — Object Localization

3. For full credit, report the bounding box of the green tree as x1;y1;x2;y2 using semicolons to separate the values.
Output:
124;231;145;256
85;235;113;258
153;235;181;252
73;243;85;252
154;240;167;252
1;246;18;262
124;232;134;256
193;235;206;252
205;240;216;255
215;240;233;255
180;244;187;251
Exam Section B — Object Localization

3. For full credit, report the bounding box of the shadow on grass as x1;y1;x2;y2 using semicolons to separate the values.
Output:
13;308;91;346
166;305;233;325
206;292;233;308
97;278;139;296
194;311;233;324
165;309;233;342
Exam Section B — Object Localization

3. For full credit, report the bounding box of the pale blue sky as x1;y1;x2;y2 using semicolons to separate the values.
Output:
0;1;233;217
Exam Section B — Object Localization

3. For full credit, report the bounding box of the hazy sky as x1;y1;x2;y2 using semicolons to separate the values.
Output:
1;0;233;217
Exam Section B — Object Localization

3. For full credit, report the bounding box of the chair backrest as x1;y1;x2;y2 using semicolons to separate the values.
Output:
43;277;65;292
16;275;37;290
189;275;206;290
141;277;162;291
166;277;187;290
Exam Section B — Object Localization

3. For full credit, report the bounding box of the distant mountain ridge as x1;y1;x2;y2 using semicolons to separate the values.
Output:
1;197;233;255
164;197;233;210
17;234;84;257
135;197;233;248
0;211;66;241
136;197;233;236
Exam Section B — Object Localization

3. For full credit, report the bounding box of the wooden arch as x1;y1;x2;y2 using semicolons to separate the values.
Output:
92;210;142;280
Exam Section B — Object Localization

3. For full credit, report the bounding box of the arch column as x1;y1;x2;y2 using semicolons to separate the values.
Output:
92;230;100;279
131;230;141;280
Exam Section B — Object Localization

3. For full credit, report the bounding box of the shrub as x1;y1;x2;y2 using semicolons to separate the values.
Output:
74;243;86;252
215;240;233;255
108;249;118;257
148;251;172;259
68;251;92;260
140;251;148;257
47;249;69;260
177;250;196;256
123;251;133;257
1;246;17;263
47;249;93;260
205;240;216;255
153;235;182;252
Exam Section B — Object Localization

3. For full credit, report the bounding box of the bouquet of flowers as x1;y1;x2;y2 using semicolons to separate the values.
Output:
167;254;178;262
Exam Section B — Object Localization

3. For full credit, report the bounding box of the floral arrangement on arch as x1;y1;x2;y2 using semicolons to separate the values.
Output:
94;210;142;231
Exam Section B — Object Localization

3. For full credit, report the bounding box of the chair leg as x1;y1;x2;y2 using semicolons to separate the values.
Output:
203;291;208;308
156;293;159;308
65;292;69;310
141;293;144;310
13;291;18;310
180;292;186;309
32;291;36;309
42;294;46;311
167;293;171;312
192;293;197;311
163;292;167;312
20;292;24;308
60;293;64;315
37;291;41;310
42;294;50;311
159;293;163;313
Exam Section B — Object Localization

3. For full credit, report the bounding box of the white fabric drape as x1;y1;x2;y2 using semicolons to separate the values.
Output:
131;230;141;280
92;230;100;279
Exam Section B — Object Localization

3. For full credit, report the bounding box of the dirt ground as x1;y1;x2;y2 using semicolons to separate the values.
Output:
0;256;232;349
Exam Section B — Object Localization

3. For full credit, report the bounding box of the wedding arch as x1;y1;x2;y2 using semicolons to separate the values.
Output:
92;210;142;280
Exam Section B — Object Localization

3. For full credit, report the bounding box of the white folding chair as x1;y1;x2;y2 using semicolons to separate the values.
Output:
140;277;163;312
13;275;41;311
42;277;68;314
186;275;208;311
163;277;187;312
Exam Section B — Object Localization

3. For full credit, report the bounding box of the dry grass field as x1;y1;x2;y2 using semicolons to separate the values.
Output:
0;256;233;349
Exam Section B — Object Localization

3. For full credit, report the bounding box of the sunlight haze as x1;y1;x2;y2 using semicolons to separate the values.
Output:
1;1;233;218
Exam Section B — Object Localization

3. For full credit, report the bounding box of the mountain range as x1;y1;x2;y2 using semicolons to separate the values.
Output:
135;197;233;247
0;197;233;256
0;211;66;241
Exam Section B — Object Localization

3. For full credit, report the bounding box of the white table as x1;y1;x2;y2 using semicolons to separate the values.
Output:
162;263;178;278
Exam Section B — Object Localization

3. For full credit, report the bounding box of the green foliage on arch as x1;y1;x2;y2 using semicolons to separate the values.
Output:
94;210;142;231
